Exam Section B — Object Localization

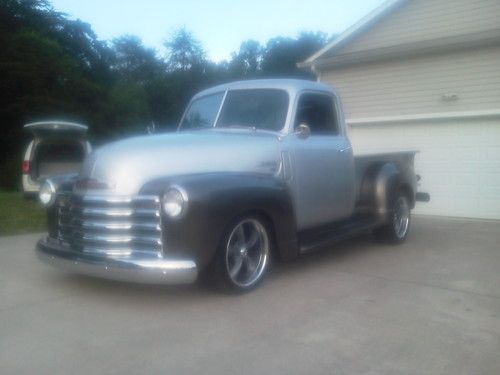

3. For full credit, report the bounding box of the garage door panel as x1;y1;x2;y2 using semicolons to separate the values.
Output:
417;147;480;162
478;199;500;219
351;118;500;219
480;173;500;186
481;185;500;199
414;196;480;218
417;161;484;173
480;162;500;174
481;147;500;160
479;123;500;146
421;172;476;189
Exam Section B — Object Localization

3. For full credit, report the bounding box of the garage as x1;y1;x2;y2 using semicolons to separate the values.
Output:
299;0;500;219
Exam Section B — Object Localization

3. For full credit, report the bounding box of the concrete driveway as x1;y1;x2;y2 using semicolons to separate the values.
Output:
0;216;499;374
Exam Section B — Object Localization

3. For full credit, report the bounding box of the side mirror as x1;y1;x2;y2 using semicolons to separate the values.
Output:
295;123;311;139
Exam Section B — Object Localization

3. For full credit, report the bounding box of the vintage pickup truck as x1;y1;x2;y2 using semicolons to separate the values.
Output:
36;79;429;292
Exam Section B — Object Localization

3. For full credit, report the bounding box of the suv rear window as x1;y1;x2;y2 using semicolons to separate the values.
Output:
35;142;84;162
32;140;85;179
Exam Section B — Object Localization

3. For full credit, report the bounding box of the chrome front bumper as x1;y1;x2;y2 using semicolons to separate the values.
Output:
36;237;198;284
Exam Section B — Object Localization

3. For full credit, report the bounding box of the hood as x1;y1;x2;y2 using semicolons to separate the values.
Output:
79;129;282;195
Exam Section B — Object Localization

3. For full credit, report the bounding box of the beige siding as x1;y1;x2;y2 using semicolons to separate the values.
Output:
321;46;500;119
335;0;500;55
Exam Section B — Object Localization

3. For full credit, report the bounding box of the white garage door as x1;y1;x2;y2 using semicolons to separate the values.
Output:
348;117;500;219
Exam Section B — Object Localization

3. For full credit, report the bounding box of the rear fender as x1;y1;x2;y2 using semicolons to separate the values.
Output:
360;163;413;220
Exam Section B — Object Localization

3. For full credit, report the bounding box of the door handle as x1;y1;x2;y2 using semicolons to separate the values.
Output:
281;151;293;181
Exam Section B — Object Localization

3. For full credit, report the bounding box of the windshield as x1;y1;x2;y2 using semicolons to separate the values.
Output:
179;88;289;132
216;89;288;131
179;92;224;130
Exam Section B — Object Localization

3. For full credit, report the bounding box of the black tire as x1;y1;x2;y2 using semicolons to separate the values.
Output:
210;215;272;293
373;190;411;244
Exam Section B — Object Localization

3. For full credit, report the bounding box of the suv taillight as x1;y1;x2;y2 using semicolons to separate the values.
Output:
22;160;30;174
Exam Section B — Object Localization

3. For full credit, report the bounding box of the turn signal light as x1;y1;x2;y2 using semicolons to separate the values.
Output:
22;160;30;174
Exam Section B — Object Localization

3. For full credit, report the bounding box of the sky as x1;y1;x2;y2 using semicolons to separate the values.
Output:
49;0;387;61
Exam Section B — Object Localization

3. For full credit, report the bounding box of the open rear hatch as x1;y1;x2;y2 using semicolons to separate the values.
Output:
24;121;89;182
24;121;88;138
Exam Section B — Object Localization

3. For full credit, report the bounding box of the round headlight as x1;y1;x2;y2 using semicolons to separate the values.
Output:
162;187;188;218
39;179;56;207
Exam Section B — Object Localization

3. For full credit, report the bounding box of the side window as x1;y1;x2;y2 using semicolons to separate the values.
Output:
295;93;339;135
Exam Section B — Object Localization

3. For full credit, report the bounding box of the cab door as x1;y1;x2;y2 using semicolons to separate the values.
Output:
285;92;354;230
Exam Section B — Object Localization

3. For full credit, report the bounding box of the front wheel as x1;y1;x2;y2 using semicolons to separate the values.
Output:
373;192;411;244
212;216;272;293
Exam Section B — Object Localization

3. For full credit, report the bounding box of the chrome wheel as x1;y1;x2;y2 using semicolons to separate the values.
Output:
225;218;270;288
393;196;410;239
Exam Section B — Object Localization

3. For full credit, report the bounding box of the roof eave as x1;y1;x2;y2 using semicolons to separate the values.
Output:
299;0;408;66
309;28;500;70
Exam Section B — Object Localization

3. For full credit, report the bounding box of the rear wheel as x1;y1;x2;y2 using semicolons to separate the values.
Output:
213;216;272;293
373;191;411;244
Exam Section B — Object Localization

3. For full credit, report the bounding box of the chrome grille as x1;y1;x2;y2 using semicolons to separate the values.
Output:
53;193;163;256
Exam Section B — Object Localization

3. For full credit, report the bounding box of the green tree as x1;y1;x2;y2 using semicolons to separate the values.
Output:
164;28;205;72
111;35;161;83
105;82;151;136
261;31;329;78
229;40;262;78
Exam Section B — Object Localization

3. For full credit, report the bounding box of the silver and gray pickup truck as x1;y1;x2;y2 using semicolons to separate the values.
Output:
36;79;429;292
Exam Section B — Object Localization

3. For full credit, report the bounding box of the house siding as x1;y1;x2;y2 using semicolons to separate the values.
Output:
321;45;500;120
335;0;500;55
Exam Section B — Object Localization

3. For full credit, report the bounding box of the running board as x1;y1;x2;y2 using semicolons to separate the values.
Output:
298;215;380;254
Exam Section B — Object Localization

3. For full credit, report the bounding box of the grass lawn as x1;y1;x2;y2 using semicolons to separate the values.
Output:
0;192;47;236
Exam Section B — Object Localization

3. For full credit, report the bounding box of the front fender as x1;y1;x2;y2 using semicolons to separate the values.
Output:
140;173;298;269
